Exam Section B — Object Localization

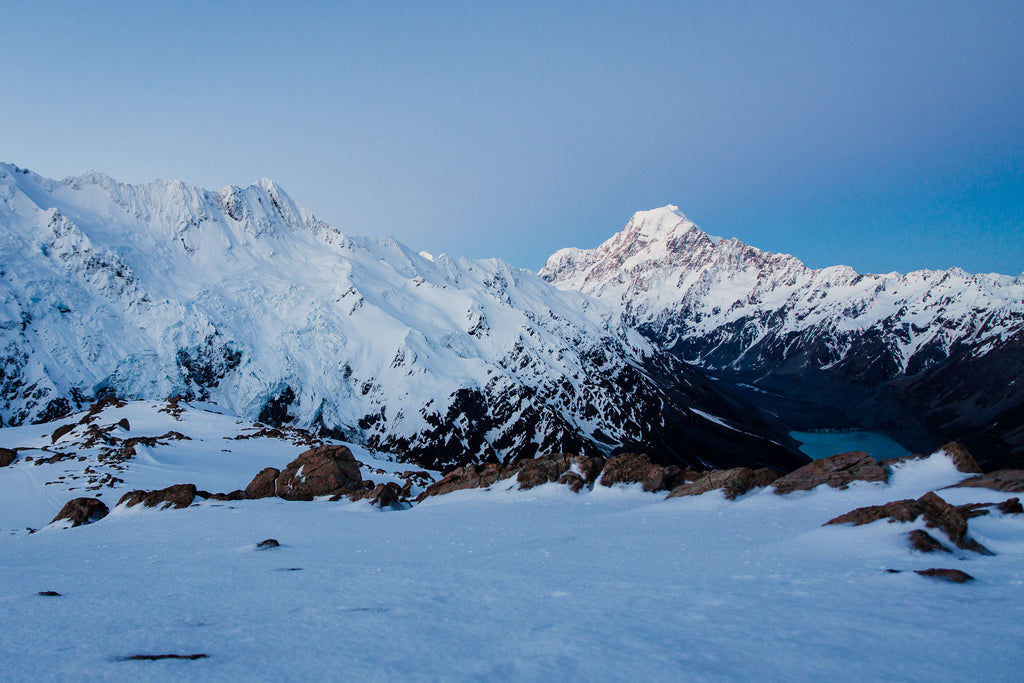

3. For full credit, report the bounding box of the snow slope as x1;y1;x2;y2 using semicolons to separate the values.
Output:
0;165;801;471
1;402;1021;681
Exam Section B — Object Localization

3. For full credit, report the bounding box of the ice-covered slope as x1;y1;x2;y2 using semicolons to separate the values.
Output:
0;166;803;471
542;206;1024;466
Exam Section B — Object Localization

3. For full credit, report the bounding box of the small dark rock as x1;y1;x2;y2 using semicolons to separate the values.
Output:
50;423;75;444
997;497;1023;514
256;538;280;550
0;448;17;468
915;568;974;583
907;529;951;553
117;418;131;431
38;591;62;596
119;654;209;661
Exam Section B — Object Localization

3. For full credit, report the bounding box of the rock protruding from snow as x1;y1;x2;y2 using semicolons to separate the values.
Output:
244;467;281;499
49;497;110;527
275;445;363;501
772;451;888;494
665;467;780;500
117;484;197;510
915;568;974;583
825;491;993;555
950;470;1024;493
0;448;15;467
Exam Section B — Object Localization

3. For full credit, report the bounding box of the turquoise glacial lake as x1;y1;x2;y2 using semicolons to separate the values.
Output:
789;430;913;461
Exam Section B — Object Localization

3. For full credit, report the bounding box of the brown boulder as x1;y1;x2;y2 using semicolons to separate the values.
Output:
600;453;666;490
936;442;983;474
245;467;281;499
49;497;110;527
998;497;1023;514
0;448;15;468
666;467;780;501
356;482;405;508
773;451;888;494
915;568;974;583
117;483;197;510
275;445;363;501
949;470;1024;493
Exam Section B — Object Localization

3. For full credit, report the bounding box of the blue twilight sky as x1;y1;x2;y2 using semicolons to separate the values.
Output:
2;1;1022;275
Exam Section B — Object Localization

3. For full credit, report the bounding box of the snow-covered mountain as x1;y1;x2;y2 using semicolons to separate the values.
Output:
0;165;804;472
541;206;1024;467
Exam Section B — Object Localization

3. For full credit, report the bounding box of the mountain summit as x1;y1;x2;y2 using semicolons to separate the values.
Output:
0;165;804;472
542;208;1024;468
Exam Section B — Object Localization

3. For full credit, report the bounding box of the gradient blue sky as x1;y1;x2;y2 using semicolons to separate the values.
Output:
3;1;1022;274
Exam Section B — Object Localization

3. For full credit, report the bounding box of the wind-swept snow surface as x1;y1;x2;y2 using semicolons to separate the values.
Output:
1;402;1022;681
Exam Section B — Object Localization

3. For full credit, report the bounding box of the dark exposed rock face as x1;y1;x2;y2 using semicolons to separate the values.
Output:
907;530;951;553
49;497;109;527
773;451;888;494
275;445;363;501
0;447;15;467
351;482;405;508
256;538;279;550
915;568;974;583
825;491;993;555
245;467;281;499
950;470;1024;493
666;467;780;500
998;497;1023;514
117;483;197;510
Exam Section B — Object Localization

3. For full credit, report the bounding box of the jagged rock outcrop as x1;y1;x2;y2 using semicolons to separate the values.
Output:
0;448;15;467
49;497;109;527
275;445;363;501
772;451;888;494
825;491;993;554
117;483;197;510
907;530;951;553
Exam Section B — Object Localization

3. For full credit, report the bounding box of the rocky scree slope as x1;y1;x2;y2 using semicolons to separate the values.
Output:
0;165;803;472
541;206;1024;468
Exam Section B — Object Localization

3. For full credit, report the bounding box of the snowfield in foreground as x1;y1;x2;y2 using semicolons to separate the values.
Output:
1;402;1022;681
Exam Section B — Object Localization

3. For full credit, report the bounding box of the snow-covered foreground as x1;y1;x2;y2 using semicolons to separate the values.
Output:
1;403;1023;681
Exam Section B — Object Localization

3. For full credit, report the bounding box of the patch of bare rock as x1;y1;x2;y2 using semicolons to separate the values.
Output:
49;497;110;527
0;447;16;467
772;451;888;494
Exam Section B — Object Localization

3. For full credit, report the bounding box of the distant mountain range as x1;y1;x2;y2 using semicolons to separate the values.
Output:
0;164;804;472
542;206;1024;469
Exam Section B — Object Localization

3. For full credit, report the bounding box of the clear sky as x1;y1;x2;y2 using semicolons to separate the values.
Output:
2;1;1022;275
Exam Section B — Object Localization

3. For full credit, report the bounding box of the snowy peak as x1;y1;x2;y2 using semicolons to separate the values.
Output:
0;165;803;472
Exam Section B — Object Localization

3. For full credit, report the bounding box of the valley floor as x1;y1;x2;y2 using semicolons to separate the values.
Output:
1;404;1022;681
